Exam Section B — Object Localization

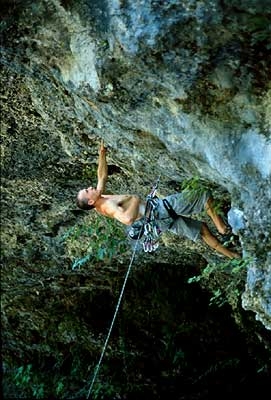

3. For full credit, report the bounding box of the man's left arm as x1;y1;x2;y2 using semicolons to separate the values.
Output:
111;195;141;225
97;140;108;193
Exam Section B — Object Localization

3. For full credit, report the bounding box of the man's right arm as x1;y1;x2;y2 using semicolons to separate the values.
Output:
97;140;108;193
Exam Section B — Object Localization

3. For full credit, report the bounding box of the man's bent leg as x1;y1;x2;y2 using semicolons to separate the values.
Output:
201;223;240;259
205;198;228;234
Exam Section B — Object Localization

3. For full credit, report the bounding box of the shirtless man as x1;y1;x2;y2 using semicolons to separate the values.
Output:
76;141;240;259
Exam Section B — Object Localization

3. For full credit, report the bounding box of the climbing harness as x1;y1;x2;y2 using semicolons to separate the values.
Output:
128;176;163;253
128;176;180;252
128;219;145;241
142;205;162;253
162;199;179;227
86;177;161;399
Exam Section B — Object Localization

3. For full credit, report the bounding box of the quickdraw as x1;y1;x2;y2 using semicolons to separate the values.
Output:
127;176;164;252
142;176;162;253
128;176;181;252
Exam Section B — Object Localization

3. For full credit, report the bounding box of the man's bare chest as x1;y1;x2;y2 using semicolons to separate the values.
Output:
102;194;132;210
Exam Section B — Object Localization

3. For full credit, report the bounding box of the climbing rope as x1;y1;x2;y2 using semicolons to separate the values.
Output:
86;235;141;398
86;179;160;398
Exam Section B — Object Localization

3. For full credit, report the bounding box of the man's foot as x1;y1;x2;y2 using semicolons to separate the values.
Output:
201;223;242;259
220;230;240;248
229;250;242;259
218;222;232;235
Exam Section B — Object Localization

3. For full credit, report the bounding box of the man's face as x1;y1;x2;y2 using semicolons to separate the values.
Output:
77;186;100;206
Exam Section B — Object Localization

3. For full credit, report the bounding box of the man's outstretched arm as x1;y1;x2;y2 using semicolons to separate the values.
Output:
97;140;108;193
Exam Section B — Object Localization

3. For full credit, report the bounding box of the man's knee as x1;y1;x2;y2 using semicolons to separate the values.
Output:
200;222;208;238
204;196;213;211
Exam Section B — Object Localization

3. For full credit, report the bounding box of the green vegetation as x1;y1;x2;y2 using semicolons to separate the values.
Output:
188;257;252;308
181;175;209;196
181;175;225;215
61;215;129;270
243;15;271;48
13;364;45;399
5;255;269;400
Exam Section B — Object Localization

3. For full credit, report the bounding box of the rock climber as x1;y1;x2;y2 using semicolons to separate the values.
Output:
76;140;240;259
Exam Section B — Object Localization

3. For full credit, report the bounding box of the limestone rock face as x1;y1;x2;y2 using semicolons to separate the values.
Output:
1;0;271;337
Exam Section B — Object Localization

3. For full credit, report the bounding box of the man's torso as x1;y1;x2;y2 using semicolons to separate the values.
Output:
97;194;146;220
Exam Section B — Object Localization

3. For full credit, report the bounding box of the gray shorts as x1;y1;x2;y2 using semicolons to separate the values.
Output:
153;190;210;242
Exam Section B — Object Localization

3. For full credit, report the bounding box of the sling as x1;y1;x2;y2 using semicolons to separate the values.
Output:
162;198;179;220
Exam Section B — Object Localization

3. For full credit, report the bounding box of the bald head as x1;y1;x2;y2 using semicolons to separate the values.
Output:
76;193;94;210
